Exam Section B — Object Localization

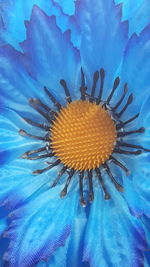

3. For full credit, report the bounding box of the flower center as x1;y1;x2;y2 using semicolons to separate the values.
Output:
51;100;117;171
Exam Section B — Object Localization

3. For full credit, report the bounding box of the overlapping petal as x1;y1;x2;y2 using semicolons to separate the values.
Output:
0;0;80;50
115;0;150;36
3;186;79;266
0;0;150;266
75;0;128;95
0;5;81;112
83;185;148;267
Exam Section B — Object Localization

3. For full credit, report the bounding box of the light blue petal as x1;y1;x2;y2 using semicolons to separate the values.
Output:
0;6;81;109
0;0;80;50
37;205;88;267
115;0;150;36
119;24;150;121
75;0;128;97
3;187;79;267
83;185;148;267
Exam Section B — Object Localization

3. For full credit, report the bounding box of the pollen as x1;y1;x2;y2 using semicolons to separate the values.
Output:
51;100;117;171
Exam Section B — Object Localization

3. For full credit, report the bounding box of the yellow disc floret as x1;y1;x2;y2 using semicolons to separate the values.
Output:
51;100;117;171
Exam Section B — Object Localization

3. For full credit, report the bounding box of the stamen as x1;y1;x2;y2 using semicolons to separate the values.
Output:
117;141;150;152
25;152;54;160
95;168;110;199
103;163;124;192
50;166;67;188
113;148;142;155
44;86;62;111
79;171;86;207
88;170;94;202
110;156;130;176
80;68;87;101
60;79;72;103
89;71;99;102
96;68;105;105
32;98;51;112
60;169;75;198
29;98;52;122
113;83;128;111
19;129;50;141
23;117;50;131
117;94;133;117
107;77;120;105
21;146;48;158
32;159;61;174
116;113;139;130
117;127;145;137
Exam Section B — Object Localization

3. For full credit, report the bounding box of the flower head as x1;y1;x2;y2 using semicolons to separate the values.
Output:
0;0;150;266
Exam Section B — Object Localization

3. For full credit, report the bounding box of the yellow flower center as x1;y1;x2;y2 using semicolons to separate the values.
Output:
51;100;117;171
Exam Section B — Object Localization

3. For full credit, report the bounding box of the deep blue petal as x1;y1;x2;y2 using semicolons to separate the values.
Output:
3;187;79;267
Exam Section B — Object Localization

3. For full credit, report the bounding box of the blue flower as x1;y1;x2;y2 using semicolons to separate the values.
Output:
0;0;150;267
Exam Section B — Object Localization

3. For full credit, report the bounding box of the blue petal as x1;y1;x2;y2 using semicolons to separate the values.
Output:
0;6;81;109
37;205;88;267
53;0;75;15
75;0;128;96
3;187;79;266
83;186;148;267
115;0;150;36
0;0;80;50
120;24;150;120
0;108;57;208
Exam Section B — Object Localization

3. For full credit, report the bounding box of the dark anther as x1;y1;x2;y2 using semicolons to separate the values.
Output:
117;93;133;118
32;159;61;174
107;77;120;105
96;68;105;105
116;113;139;130
44;86;62;111
50;166;67;188
103;163;124;192
25;152;55;160
113;148;142;155
32;98;51;112
113;83;128;111
117;127;145;137
60;169;75;198
80;68;87;101
19;129;50;141
117;141;150;152
23;117;50;131
88;170;94;202
110;156;130;176
60;79;72;103
95;168;110;200
29;98;52;122
89;71;99;102
21;146;48;159
79;171;86;207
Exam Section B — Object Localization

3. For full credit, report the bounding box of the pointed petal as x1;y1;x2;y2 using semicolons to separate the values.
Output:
83;186;148;267
3;187;78;267
120;24;150;120
75;0;128;97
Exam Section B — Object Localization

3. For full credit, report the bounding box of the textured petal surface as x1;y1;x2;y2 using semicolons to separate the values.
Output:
75;0;128;96
83;185;148;267
115;0;150;36
3;187;79;266
0;0;80;49
0;6;81;112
